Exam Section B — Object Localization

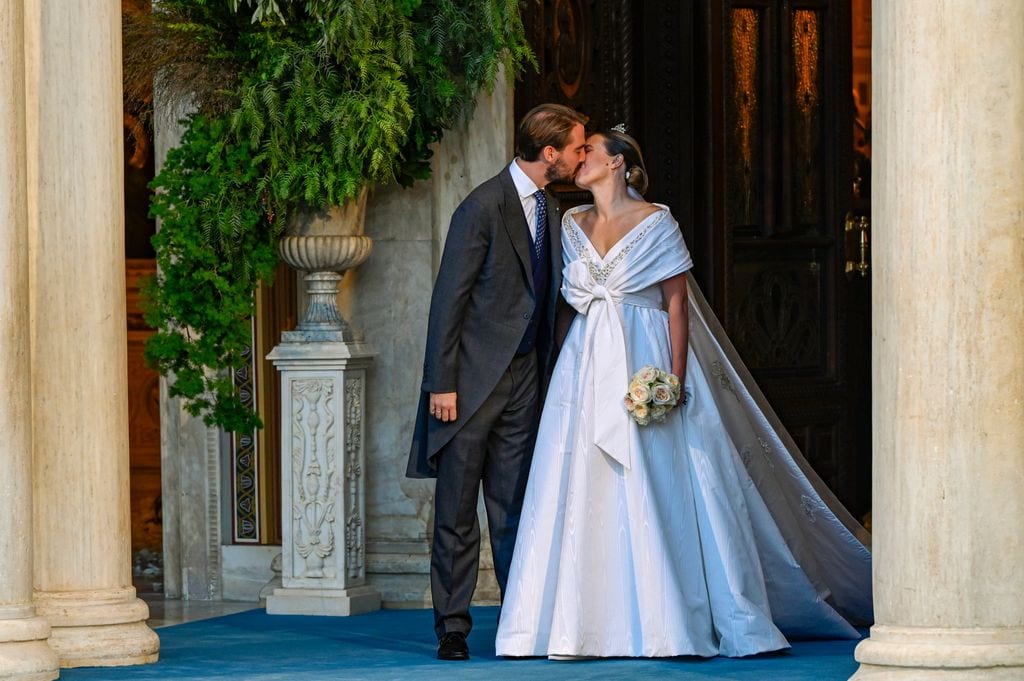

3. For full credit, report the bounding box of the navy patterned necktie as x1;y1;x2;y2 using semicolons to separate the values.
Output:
533;189;547;261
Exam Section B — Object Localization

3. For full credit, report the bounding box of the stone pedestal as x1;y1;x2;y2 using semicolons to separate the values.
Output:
24;0;159;667
0;1;59;678
853;1;1024;678
265;341;381;616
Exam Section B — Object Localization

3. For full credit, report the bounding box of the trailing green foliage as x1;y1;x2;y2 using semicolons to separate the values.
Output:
143;116;280;433
132;0;532;432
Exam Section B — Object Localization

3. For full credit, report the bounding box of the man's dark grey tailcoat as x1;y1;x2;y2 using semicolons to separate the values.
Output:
406;167;562;479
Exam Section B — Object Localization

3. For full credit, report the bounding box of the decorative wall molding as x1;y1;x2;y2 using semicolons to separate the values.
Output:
232;340;261;544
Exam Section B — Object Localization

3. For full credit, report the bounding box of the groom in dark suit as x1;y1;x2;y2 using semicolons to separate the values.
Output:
407;103;587;660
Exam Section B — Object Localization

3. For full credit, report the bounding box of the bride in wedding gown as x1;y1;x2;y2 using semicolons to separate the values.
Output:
494;127;872;659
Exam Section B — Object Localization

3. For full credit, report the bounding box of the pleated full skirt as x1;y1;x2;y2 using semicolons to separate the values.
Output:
495;302;860;658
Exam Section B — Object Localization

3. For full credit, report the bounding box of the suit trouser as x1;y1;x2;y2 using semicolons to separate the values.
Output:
430;351;538;638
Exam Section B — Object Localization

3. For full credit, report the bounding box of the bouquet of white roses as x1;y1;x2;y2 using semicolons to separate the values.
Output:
624;365;683;426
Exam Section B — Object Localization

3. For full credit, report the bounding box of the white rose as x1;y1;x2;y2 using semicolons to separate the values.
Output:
665;373;681;391
651;405;667;422
623;395;636;411
652;383;675;405
629;383;652;404
637;365;659;383
633;402;650;421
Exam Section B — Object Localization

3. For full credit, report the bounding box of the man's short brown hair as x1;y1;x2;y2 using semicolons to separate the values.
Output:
515;103;589;162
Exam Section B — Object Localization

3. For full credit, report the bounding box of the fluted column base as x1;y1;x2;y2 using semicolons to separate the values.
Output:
853;625;1024;679
34;587;159;668
0;607;58;681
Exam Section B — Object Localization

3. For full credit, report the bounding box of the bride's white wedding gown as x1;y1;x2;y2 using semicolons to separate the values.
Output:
494;205;872;658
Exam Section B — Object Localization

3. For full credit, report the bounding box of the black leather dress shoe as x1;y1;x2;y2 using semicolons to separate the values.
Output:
437;631;470;660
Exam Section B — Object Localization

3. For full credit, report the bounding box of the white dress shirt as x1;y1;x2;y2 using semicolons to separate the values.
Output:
509;159;542;242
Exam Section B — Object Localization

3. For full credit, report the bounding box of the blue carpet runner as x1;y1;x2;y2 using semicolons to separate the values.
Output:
59;607;861;680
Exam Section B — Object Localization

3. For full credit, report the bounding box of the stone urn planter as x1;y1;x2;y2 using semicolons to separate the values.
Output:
278;187;372;343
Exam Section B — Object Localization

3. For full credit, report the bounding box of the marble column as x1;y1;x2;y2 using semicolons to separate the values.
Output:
853;2;1024;678
25;0;159;667
0;1;59;678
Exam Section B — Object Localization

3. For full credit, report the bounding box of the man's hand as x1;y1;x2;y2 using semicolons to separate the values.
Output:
430;392;458;423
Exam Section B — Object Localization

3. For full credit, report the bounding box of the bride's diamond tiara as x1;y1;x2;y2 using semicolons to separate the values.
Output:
611;123;627;133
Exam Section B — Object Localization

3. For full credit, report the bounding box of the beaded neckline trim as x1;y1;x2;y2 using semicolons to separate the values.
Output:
564;207;668;285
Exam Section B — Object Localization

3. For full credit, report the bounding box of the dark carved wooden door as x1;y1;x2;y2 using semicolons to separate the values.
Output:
516;0;870;520
695;0;870;521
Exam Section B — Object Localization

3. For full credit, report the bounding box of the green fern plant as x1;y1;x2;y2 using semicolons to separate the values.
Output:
129;0;532;432
143;116;277;433
401;0;534;182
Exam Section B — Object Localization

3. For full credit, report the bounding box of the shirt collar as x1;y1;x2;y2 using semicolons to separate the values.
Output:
509;159;541;200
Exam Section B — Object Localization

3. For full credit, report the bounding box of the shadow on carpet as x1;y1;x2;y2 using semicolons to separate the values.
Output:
59;607;861;680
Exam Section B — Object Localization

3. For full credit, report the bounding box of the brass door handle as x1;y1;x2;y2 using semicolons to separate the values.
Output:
845;212;870;278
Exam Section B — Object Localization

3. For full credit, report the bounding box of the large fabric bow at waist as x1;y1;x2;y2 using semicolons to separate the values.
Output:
562;261;661;469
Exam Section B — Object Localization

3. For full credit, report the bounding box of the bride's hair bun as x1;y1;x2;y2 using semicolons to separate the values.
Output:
603;127;650;196
625;165;648;195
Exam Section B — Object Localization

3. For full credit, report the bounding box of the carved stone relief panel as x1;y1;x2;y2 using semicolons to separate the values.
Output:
343;376;365;581
289;376;341;580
